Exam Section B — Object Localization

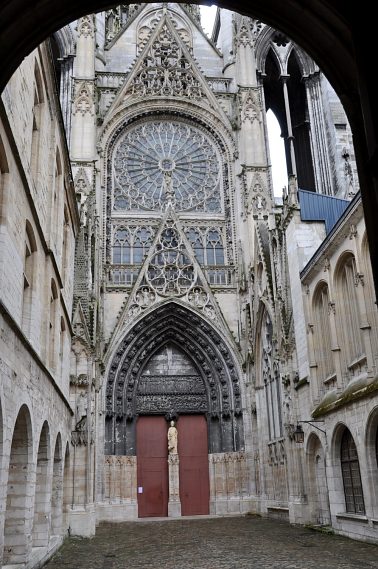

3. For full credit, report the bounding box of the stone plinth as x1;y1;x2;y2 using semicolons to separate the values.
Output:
168;453;181;517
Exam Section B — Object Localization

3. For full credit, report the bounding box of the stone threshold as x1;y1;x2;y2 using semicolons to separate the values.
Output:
107;513;247;523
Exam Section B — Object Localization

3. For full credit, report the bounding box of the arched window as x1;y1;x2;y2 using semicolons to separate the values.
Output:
313;283;334;381
52;150;63;248
62;204;70;280
266;109;288;197
112;228;131;264
112;226;154;265
49;279;59;370
206;229;224;265
341;429;365;514
186;227;225;266
186;227;204;264
0;134;9;222
30;62;45;181
133;227;153;263
362;234;378;357
260;308;282;440
22;221;37;334
59;316;66;380
338;255;364;363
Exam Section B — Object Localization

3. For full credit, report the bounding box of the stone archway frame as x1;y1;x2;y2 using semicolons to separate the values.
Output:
105;300;244;455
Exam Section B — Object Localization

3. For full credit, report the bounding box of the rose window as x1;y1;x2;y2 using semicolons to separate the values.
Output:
113;120;222;213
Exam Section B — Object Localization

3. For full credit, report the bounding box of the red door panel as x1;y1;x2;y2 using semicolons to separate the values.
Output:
178;415;209;516
137;416;168;517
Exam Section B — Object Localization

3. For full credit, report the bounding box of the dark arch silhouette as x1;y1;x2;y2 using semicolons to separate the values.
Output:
0;1;376;295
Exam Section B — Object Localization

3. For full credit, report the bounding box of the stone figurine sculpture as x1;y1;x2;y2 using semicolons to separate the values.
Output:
168;420;178;454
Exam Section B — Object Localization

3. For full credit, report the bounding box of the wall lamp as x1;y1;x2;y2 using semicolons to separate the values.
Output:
293;420;326;444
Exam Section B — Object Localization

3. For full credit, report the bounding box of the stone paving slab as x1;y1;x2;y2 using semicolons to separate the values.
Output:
45;516;378;569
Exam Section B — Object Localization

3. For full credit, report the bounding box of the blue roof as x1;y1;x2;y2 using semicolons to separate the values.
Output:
298;189;350;234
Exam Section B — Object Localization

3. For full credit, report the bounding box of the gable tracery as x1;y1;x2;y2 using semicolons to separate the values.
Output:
146;221;196;297
137;8;193;52
127;23;202;100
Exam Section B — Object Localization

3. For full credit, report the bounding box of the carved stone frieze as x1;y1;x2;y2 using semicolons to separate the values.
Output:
136;394;208;414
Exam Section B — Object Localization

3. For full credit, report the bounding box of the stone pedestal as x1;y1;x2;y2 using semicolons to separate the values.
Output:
67;505;96;537
168;453;181;517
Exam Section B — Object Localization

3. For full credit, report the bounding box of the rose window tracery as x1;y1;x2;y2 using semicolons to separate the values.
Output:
113;120;222;213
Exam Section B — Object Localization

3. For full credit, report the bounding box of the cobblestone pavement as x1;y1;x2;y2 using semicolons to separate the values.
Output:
46;516;378;569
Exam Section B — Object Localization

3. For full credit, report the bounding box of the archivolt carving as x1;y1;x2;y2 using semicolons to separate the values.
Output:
105;303;244;455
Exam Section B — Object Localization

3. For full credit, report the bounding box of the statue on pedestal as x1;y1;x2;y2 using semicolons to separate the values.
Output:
167;420;178;454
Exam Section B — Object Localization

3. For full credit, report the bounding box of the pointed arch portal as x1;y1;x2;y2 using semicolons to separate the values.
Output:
105;302;244;456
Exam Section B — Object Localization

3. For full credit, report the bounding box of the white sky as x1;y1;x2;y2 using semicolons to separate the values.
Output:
199;5;288;198
199;4;218;36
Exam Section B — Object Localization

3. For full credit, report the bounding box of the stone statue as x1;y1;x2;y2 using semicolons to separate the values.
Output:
167;420;178;454
76;392;87;422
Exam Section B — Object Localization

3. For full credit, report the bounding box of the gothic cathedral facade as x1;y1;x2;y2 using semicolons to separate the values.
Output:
0;3;377;566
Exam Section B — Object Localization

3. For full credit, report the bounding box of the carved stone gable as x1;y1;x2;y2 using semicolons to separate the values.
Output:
126;22;203;100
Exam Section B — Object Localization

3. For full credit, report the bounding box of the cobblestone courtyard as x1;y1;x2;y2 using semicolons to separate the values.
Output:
45;516;378;569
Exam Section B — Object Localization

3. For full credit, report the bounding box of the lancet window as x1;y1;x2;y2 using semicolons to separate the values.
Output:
185;227;225;266
112;226;154;265
260;309;283;440
341;429;365;514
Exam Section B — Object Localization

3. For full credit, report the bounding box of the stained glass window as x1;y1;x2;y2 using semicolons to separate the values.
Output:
113;120;222;213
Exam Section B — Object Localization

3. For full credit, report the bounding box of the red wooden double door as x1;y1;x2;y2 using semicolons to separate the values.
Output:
137;415;209;517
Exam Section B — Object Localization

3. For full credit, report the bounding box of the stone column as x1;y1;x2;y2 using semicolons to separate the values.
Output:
70;15;96;161
168;454;181;517
281;75;297;178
